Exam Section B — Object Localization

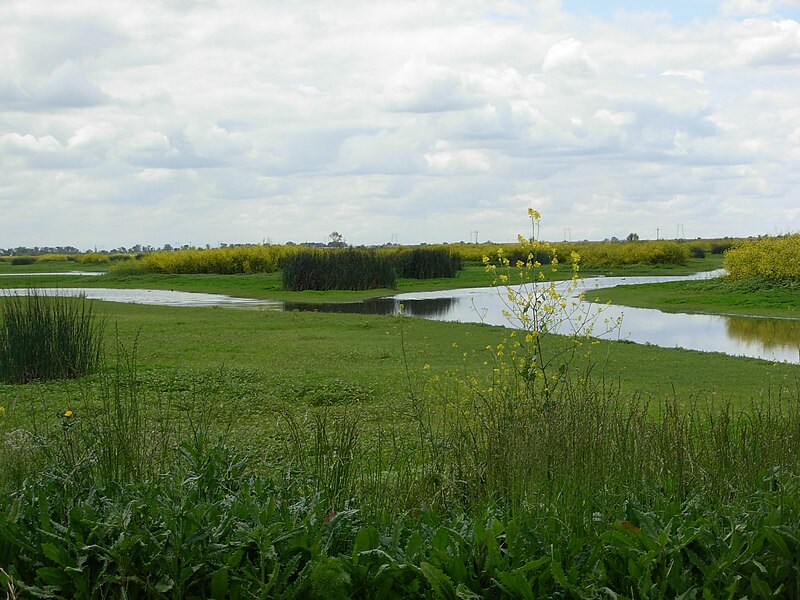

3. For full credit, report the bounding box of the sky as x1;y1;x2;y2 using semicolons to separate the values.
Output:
1;0;800;249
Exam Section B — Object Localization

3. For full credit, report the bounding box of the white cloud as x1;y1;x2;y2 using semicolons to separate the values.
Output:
731;18;800;65
721;0;774;16
542;38;598;77
384;55;485;113
661;69;706;83
425;149;492;173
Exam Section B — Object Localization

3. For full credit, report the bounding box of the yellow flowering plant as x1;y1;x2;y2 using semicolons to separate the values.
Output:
481;209;614;404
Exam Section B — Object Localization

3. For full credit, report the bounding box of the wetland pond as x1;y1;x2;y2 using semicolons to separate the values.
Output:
4;269;799;364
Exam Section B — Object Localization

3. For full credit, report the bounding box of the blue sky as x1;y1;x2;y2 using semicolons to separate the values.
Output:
563;0;719;22
1;0;799;248
563;0;800;21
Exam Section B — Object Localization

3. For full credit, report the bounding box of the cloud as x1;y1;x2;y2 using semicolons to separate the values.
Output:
732;18;800;65
542;38;598;77
661;69;706;83
384;55;485;112
425;149;492;174
721;0;775;16
0;61;109;111
0;0;798;248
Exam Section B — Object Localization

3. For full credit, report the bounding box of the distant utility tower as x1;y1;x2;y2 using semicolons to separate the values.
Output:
676;224;685;240
469;230;479;244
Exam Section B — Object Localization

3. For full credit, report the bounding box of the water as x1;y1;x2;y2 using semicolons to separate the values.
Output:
1;287;281;309
3;269;799;364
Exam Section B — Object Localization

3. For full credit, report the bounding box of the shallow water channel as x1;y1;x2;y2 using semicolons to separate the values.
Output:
4;269;799;364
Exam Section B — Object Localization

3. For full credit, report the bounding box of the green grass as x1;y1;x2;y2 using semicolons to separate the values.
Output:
1;301;796;423
1;311;799;597
2;264;800;597
0;260;107;274
595;275;800;318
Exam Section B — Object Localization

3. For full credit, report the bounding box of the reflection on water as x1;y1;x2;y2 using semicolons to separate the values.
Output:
284;297;457;319
3;276;799;364
726;316;800;350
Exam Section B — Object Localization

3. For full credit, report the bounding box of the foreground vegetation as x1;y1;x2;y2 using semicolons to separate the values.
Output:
1;305;798;597
1;218;797;597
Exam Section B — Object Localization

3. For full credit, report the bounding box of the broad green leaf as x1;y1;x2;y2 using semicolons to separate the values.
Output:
495;571;536;600
456;582;481;599
354;525;380;554
550;559;568;589
41;542;67;567
749;572;772;599
421;561;458;600
211;567;229;599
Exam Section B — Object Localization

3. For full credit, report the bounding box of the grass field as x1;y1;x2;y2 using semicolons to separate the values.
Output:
1;299;797;432
2;251;800;597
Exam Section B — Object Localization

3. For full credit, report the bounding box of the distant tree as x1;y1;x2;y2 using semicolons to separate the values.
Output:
626;233;640;242
328;231;346;247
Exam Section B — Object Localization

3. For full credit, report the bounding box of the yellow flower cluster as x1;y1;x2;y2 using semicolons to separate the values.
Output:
724;234;800;282
111;245;300;275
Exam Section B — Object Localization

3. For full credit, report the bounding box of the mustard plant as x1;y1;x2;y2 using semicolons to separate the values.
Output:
481;208;616;402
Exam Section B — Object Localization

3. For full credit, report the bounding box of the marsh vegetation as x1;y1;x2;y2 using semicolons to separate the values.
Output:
1;217;799;597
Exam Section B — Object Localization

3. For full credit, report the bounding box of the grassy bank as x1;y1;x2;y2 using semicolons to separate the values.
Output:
596;276;800;319
1;299;799;597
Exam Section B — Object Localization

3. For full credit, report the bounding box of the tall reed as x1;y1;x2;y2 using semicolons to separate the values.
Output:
391;247;463;279
0;291;104;384
282;249;397;291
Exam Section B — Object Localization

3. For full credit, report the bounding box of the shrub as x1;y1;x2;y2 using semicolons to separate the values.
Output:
282;249;397;291
711;241;734;254
688;244;706;258
0;292;105;384
79;252;110;264
724;234;800;283
10;257;35;265
36;253;70;262
111;245;297;275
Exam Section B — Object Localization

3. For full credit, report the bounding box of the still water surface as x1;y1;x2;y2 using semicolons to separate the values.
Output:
4;270;799;364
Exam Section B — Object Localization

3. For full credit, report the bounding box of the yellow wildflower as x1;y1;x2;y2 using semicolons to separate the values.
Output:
64;410;73;418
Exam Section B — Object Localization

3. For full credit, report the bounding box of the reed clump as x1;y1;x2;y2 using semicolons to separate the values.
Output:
0;292;104;384
282;249;397;291
390;247;463;279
